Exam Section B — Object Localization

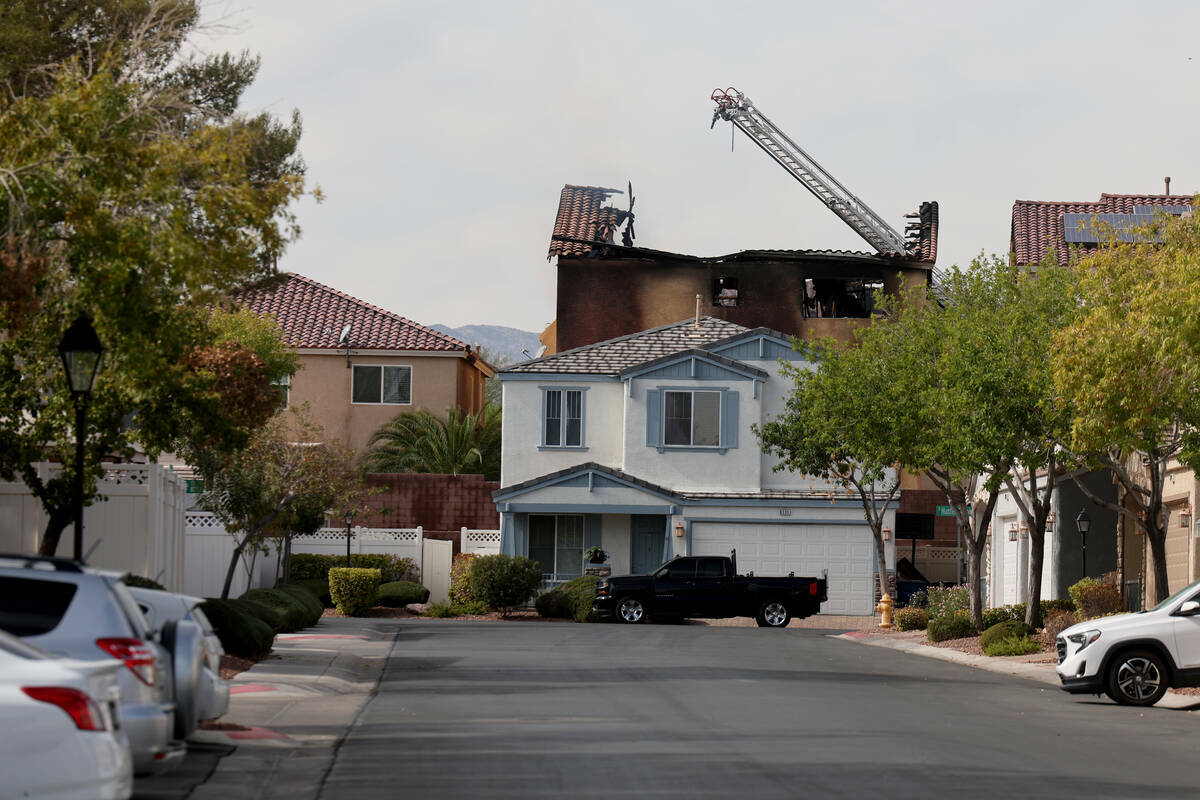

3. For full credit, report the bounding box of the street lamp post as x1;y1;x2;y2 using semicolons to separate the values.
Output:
58;316;105;563
344;509;355;568
1075;509;1091;579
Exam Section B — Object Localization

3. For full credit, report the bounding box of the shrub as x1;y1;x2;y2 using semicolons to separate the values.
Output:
275;585;325;622
893;607;928;632
232;598;286;632
450;553;478;603
122;574;165;591
535;575;600;622
469;554;542;616
289;553;419;584
376;580;430;607
980;619;1033;651
1042;598;1076;615
199;599;274;659
285;578;332;607
1077;582;1123;620
982;603;1028;629
1042;610;1079;639
927;610;975;642
924;585;969;620
1068;576;1102;612
424;600;490;617
241;587;320;632
905;588;927;609
329;567;381;616
984;634;1043;657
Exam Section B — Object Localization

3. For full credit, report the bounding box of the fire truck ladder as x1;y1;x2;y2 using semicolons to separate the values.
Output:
710;87;909;257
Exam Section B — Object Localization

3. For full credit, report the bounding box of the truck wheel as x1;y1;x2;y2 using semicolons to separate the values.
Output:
756;601;791;628
616;596;647;624
1105;649;1167;706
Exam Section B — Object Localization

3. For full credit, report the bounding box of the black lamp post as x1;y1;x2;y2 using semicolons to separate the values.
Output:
1075;509;1091;579
58;316;105;562
343;509;355;568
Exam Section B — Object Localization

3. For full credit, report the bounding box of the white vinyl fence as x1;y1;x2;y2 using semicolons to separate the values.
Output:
460;528;501;556
0;463;186;591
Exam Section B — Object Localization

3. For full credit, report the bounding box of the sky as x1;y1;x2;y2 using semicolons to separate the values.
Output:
203;1;1200;333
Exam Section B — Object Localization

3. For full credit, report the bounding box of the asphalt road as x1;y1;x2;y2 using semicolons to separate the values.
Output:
320;621;1199;799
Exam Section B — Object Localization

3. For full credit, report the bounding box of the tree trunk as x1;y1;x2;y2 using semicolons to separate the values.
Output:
1025;525;1045;629
1147;524;1170;604
220;535;250;600
874;529;890;604
966;529;984;631
37;507;74;557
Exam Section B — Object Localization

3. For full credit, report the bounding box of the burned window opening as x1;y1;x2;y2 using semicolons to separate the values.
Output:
712;276;740;307
802;278;882;319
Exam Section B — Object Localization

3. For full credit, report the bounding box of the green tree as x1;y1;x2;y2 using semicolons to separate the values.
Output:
362;405;502;480
1053;205;1200;603
0;4;307;555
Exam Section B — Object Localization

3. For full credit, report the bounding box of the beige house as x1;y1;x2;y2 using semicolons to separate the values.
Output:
237;273;494;455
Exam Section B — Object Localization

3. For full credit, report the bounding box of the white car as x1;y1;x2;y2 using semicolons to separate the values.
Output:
1056;577;1200;705
0;630;133;799
129;586;229;722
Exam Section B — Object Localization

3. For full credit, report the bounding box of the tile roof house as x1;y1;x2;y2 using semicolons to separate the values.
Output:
493;316;892;615
543;183;939;353
1011;192;1193;266
235;273;494;454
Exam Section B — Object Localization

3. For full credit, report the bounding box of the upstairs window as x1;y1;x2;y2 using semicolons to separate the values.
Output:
542;387;585;448
272;375;290;410
352;365;411;404
664;390;721;447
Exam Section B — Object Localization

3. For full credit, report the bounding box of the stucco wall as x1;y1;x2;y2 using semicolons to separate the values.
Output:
499;380;624;486
289;352;465;455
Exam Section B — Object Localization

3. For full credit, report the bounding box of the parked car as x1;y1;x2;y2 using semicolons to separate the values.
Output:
0;628;133;799
592;553;828;626
1057;576;1200;706
129;586;229;722
0;554;186;775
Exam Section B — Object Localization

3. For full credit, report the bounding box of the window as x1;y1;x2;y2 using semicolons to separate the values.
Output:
528;515;584;581
272;375;290;410
0;577;78;636
541;387;585;448
664;390;720;447
697;558;726;578
352;365;411;404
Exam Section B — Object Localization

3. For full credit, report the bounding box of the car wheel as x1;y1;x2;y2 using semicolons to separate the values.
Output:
1105;649;1168;706
616;596;647;624
756;601;791;628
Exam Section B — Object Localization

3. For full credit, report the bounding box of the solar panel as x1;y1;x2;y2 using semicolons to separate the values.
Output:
1062;213;1164;244
1132;204;1191;215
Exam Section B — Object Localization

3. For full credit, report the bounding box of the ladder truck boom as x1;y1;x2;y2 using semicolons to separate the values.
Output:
710;87;909;257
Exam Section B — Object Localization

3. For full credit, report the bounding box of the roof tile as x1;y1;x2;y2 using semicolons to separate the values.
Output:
548;185;629;258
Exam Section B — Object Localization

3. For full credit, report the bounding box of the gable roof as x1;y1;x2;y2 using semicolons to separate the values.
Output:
548;185;630;258
1011;193;1193;266
502;316;751;375
235;273;469;352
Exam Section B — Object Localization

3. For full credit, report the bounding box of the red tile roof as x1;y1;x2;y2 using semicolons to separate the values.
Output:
547;185;630;258
235;273;468;352
1011;193;1193;266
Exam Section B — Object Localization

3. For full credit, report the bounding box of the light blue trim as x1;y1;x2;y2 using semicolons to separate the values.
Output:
538;446;589;452
507;503;677;515
492;466;681;503
623;353;765;382
539;386;588;449
500;514;515;555
515;514;529;557
662;515;673;563
498;373;620;382
656;386;732;454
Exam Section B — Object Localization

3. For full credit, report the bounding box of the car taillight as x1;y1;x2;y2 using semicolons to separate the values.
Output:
22;687;105;731
809;581;818;596
96;637;156;686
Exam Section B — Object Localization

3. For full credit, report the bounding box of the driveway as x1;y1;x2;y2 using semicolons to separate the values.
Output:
321;621;1200;798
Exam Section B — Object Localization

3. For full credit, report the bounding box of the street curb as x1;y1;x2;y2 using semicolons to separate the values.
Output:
834;632;1200;712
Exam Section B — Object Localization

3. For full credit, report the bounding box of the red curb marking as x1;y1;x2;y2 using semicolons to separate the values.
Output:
225;726;287;740
230;684;278;694
841;631;870;638
276;634;367;641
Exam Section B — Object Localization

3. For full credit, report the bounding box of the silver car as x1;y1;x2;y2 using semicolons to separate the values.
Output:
0;555;186;776
129;587;229;723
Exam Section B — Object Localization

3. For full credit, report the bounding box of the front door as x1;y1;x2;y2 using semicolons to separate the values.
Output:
631;515;665;575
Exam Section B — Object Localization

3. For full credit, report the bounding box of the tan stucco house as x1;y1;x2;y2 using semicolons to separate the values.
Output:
237;273;494;455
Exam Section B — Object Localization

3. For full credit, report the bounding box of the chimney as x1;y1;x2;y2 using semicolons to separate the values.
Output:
1165;176;1171;195
694;294;702;327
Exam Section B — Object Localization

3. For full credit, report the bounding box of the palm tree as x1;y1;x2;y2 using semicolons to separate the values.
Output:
362;405;501;480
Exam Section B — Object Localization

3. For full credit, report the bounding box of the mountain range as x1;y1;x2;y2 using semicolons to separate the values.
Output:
431;324;543;366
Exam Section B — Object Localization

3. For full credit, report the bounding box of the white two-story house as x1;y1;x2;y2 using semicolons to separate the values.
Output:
493;316;895;615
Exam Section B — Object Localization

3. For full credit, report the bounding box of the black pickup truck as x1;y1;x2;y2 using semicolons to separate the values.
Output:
592;553;827;627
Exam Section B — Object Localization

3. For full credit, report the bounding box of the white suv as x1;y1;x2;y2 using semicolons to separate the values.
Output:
1057;577;1200;706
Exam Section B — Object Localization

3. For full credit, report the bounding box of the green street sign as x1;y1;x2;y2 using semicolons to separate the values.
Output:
185;479;204;494
935;505;970;517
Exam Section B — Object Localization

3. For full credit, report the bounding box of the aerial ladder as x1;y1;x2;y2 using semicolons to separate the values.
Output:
710;87;911;258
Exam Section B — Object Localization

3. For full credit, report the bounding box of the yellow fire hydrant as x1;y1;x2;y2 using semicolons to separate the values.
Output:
877;593;894;629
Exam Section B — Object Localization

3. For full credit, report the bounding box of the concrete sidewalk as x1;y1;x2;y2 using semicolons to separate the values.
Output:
838;631;1200;712
187;616;399;800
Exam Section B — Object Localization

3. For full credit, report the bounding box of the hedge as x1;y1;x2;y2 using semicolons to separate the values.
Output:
329;567;381;616
276;584;325;621
535;575;599;622
927;610;975;642
285;578;332;607
376;580;430;607
980;620;1033;651
469;555;541;617
983;634;1042;657
289;553;419;585
240;588;321;632
199;599;274;659
893;607;928;632
232;597;285;632
450;553;477;603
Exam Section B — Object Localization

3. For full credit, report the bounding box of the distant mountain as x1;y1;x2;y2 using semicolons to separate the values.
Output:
431;324;542;366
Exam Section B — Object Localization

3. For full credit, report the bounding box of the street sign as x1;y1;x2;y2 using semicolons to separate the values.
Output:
935;505;971;517
185;479;204;494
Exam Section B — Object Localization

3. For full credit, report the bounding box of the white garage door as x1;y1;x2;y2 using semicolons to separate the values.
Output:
691;522;875;615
